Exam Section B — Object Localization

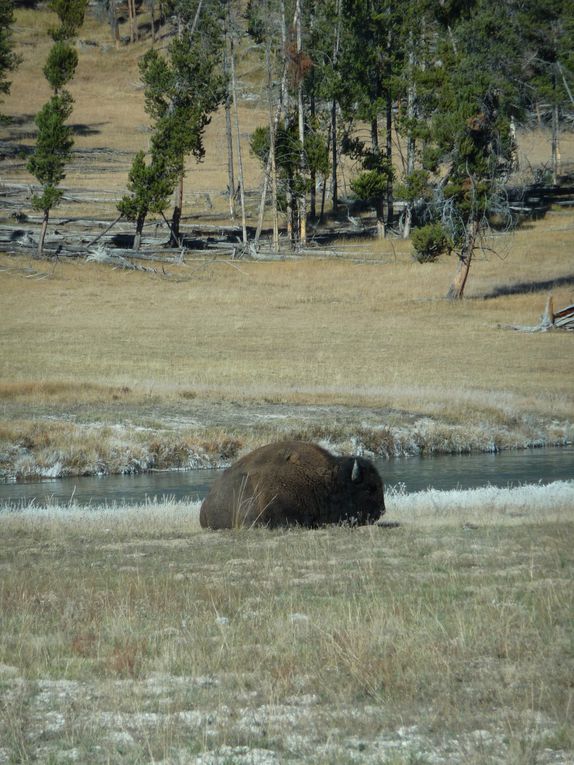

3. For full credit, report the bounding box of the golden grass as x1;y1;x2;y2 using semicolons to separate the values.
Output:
1;213;573;478
0;494;572;763
1;211;573;411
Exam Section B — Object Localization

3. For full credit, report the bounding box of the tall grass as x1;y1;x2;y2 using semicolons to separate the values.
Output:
0;485;572;763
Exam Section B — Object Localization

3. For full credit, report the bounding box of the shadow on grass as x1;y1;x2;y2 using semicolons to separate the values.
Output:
482;274;574;299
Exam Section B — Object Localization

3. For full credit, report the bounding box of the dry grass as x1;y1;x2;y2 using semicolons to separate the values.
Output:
1;212;573;476
0;488;572;763
1;211;573;407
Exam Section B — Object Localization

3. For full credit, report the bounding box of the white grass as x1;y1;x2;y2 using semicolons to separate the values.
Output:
0;497;203;535
388;480;574;525
1;481;572;530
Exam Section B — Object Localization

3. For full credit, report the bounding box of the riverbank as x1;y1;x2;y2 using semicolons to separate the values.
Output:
1;483;572;764
1;396;573;482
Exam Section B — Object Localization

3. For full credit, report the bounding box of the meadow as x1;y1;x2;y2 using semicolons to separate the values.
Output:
1;484;573;764
0;10;573;763
1;206;574;480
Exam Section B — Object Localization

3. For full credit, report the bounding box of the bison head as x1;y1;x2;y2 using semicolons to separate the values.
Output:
334;455;385;525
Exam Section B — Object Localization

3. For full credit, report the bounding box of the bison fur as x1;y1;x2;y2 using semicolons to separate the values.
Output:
199;440;385;529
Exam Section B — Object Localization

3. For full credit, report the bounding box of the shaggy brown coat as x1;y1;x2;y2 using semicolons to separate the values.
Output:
199;440;385;529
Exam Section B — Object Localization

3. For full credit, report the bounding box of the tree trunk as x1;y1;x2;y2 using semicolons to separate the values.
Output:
280;0;294;247
403;30;416;239
385;89;393;227
230;33;247;246
385;19;393;228
551;81;560;184
255;38;286;253
170;173;183;247
309;87;316;221
109;0;120;48
330;99;337;214
37;209;49;258
128;0;137;43
370;116;379;152
224;25;235;221
295;0;306;246
134;213;146;251
330;0;342;215
446;218;479;300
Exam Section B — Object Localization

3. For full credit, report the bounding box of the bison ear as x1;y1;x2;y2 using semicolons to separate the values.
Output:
351;459;362;483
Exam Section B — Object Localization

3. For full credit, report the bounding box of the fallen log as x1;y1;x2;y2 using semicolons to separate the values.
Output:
506;294;574;332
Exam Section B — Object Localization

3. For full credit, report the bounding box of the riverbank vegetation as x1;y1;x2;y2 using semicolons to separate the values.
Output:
1;484;573;763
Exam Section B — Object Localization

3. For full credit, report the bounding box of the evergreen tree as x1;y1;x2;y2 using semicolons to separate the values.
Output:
117;150;176;250
0;0;20;117
138;3;226;245
337;0;399;225
425;0;523;298
43;41;79;92
518;0;574;181
27;0;87;257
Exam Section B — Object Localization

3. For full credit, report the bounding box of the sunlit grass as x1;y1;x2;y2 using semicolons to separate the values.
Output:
0;486;572;763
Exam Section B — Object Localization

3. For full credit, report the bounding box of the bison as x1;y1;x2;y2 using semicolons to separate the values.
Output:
199;440;385;529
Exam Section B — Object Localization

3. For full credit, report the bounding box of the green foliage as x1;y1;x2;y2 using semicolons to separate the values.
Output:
395;169;431;204
304;129;330;180
338;0;393;125
350;169;388;201
27;92;74;211
43;41;78;92
140;36;225;165
411;223;453;263
49;0;88;40
245;0;266;44
0;0;20;107
249;125;270;164
117;150;175;222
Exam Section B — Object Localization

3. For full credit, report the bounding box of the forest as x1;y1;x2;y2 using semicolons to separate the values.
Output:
1;0;573;299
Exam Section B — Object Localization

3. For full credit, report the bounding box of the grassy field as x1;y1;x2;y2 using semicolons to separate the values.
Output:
1;11;573;765
1;205;573;478
0;484;573;764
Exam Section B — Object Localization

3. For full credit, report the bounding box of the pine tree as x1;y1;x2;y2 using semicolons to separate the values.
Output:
0;0;20;117
27;0;87;257
117;151;176;250
138;4;226;245
337;0;399;225
518;0;574;182
428;0;523;299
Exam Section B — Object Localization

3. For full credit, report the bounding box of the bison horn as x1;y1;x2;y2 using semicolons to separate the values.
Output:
351;459;361;483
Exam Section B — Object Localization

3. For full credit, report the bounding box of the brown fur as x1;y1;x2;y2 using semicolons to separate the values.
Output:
199;440;385;529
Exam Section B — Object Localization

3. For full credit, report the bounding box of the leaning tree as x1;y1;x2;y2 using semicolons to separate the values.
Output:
408;0;524;299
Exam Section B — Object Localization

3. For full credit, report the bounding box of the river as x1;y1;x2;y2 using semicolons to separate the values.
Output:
0;447;572;509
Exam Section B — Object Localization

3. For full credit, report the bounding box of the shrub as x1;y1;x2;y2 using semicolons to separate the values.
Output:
411;222;453;263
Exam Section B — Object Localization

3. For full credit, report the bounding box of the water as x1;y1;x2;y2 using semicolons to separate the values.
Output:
0;447;572;509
